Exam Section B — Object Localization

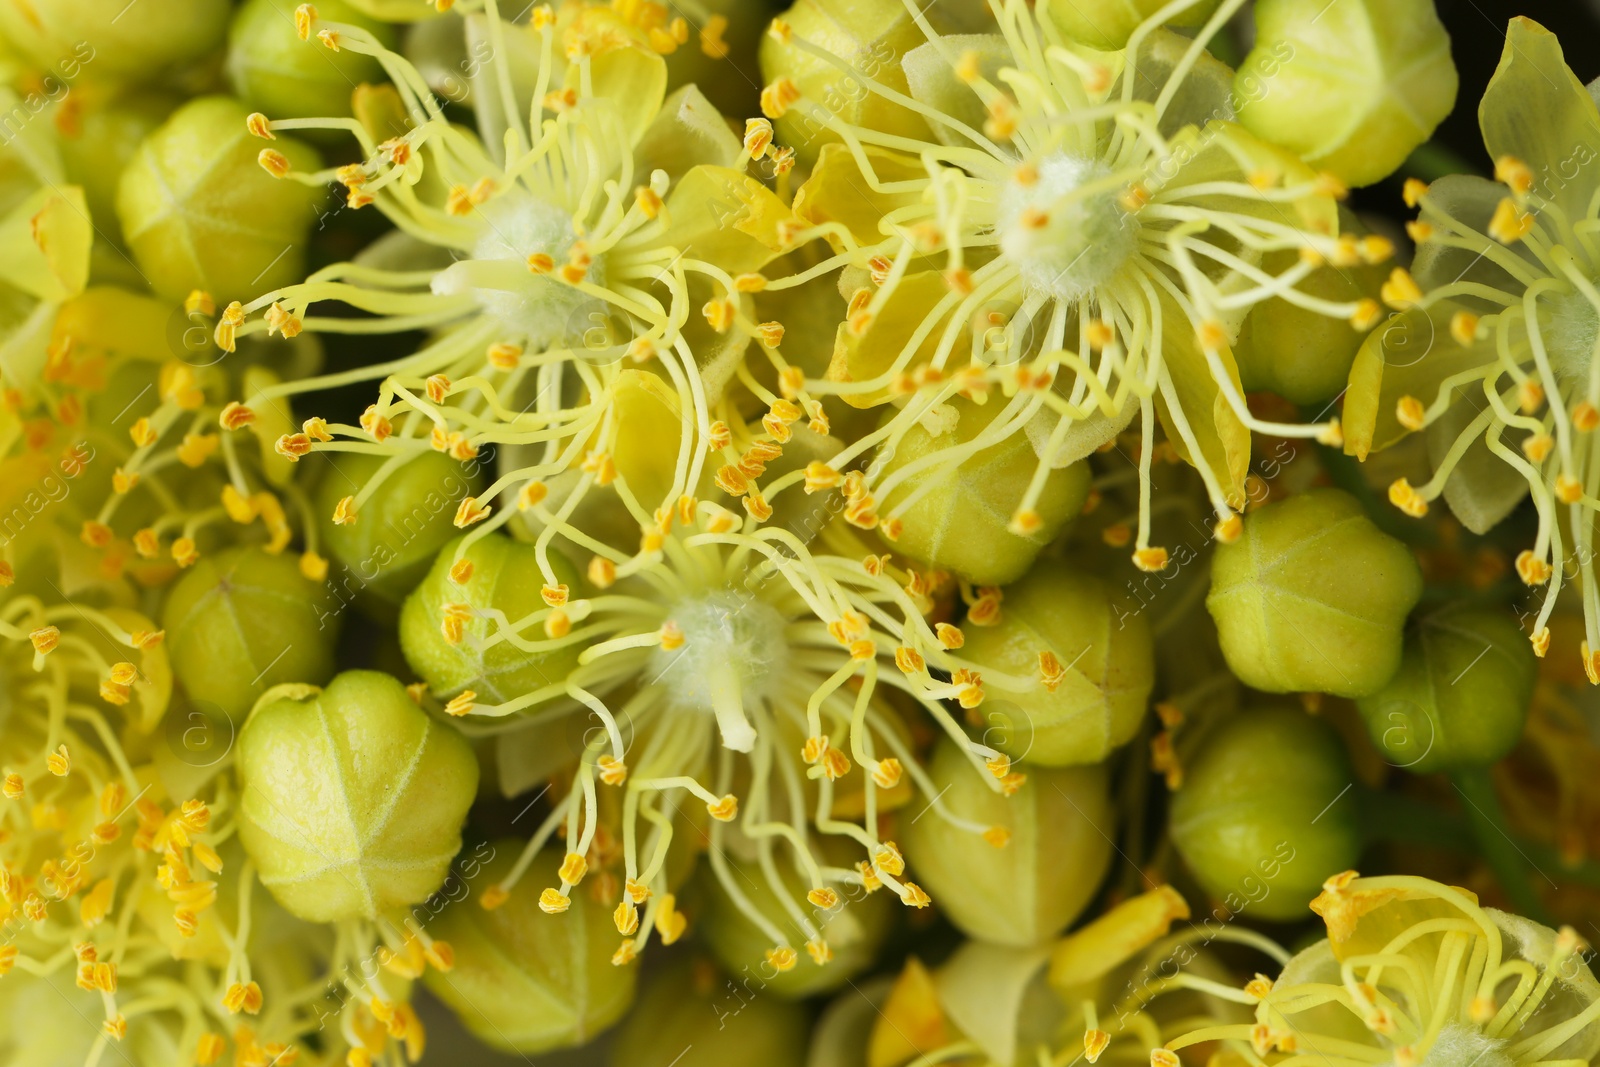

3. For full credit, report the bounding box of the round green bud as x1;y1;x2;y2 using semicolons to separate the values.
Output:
1170;707;1361;921
1235;0;1457;187
236;670;479;922
960;562;1154;766
116;96;322;303
0;0;229;85
316;450;487;610
880;398;1092;586
610;957;809;1067
694;842;896;998
227;0;396;122
1232;216;1389;404
400;533;584;701
1039;0;1222;51
161;546;338;721
58;89;179;245
423;843;637;1054
759;0;946;169
902;737;1113;947
1356;605;1535;775
1206;488;1422;697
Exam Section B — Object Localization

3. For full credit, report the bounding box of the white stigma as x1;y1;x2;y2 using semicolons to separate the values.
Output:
650;592;791;752
430;188;608;347
997;153;1136;302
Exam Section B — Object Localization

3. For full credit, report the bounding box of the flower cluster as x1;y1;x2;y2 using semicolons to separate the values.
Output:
2;0;1597;1065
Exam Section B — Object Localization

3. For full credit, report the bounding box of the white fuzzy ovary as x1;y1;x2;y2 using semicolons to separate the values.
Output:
996;153;1137;303
430;189;608;347
648;591;792;752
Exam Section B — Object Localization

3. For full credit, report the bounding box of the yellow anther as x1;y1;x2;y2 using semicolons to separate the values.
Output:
1133;547;1169;572
258;149;291;178
1349;298;1382;330
935;622;964;649
538;889;571;914
872;759;903;789
982;827;1010;848
1517;549;1551;586
1402;177;1429;207
1531;627;1551;658
1494;155;1534;196
760;78;799;119
46;745;70;777
1380;267;1423;309
453;496;490;528
1519;379;1545;414
706;794;739;822
1489;197;1535;243
1396;395;1426;431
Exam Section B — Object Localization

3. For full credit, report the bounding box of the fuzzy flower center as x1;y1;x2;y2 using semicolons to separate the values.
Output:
997;153;1137;302
649;590;792;751
430;189;608;346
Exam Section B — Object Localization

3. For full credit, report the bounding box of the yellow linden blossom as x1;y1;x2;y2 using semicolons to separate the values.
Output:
847;885;1285;1066
1344;18;1600;678
230;1;795;532
1159;872;1600;1067
760;0;1372;562
446;423;1033;965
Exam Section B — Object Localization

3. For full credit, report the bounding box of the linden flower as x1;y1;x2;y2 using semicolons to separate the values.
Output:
34;286;326;584
229;2;795;530
416;476;1070;971
762;0;1376;567
828;885;1284;1066
1159;871;1600;1067
0;592;317;1064
0;84;91;414
1344;18;1600;678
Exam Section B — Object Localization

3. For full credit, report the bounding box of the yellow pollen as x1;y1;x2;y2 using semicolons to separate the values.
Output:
982;827;1010;848
872;759;903;789
807;888;839;910
766;946;797;972
935;622;964;649
1531;626;1551;658
706;795;739;821
538;889;571;914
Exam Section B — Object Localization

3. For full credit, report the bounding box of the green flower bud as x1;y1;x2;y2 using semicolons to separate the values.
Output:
959;562;1154;766
58;89;179;246
400;533;584;702
610;957;809;1067
1356;605;1535;774
759;0;976;168
1170;707;1360;920
1235;0;1457;187
694;841;896;998
1039;0;1221;51
236;670;479;922
316;450;487;610
1232;212;1389;405
0;0;229;85
227;0;397;121
423;843;637;1054
161;546;339;721
880;398;1092;586
116;96;322;303
1206;488;1422;697
902;737;1113;946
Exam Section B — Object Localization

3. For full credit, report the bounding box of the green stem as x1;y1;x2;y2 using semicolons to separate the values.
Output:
1450;767;1554;925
